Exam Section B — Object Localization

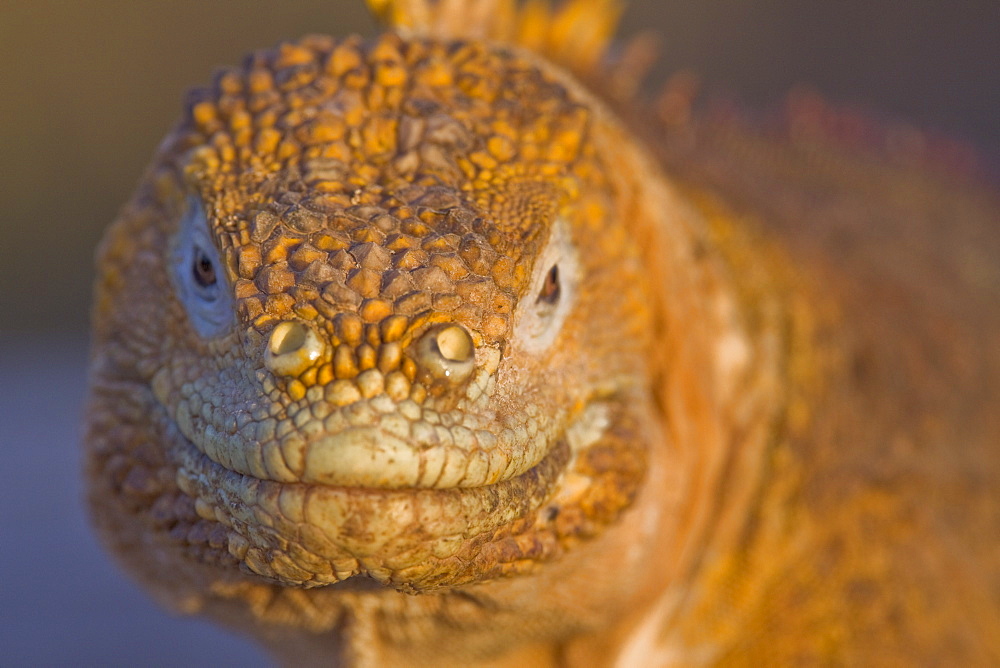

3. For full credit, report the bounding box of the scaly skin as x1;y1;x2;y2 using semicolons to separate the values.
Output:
84;1;1000;665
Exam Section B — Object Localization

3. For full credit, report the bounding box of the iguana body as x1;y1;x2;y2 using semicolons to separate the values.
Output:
84;1;1000;665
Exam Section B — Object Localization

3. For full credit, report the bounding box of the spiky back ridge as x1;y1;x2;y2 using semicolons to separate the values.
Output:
367;0;623;78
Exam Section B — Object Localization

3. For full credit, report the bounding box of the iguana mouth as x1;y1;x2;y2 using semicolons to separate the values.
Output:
165;401;577;589
154;379;625;589
161;376;560;489
154;348;562;491
170;393;557;491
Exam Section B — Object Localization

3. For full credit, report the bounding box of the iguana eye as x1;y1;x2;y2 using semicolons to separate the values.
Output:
192;247;218;289
538;265;560;305
514;218;578;354
171;196;233;337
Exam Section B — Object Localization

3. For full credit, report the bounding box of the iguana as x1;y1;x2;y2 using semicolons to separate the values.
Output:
83;0;1000;665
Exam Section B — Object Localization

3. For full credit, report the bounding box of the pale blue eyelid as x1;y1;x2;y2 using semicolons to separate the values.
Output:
171;196;234;338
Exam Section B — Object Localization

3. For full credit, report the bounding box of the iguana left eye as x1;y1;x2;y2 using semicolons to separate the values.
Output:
538;265;560;305
514;219;578;354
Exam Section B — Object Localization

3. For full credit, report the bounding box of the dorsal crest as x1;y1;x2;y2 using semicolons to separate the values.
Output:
366;0;624;77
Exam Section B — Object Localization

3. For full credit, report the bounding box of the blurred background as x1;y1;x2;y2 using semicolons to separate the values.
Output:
1;1;996;665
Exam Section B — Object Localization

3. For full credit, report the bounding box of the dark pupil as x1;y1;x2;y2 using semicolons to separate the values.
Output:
538;265;560;305
193;249;217;288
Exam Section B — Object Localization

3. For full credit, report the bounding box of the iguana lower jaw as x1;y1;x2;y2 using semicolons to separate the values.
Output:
161;386;647;592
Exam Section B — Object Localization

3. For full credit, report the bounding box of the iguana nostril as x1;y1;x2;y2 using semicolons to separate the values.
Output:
435;325;473;362
413;324;475;384
266;321;324;377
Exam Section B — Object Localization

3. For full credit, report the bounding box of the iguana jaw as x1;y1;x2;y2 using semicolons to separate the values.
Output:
162;387;633;590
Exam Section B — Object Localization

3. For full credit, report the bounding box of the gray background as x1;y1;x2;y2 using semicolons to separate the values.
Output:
1;1;996;665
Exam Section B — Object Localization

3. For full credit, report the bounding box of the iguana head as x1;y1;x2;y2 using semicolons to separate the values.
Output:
88;5;661;589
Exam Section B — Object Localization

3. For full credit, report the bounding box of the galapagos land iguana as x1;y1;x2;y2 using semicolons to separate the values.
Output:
84;0;1000;665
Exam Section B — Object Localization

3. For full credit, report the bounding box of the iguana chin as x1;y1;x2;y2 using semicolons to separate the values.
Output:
83;0;1000;665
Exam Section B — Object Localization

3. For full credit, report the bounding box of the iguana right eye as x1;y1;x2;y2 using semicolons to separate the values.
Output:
192;247;218;289
171;196;233;338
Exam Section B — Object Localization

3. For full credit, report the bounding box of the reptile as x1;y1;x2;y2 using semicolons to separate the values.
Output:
83;0;1000;665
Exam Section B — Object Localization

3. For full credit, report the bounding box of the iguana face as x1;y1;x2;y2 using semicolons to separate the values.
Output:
87;33;659;594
